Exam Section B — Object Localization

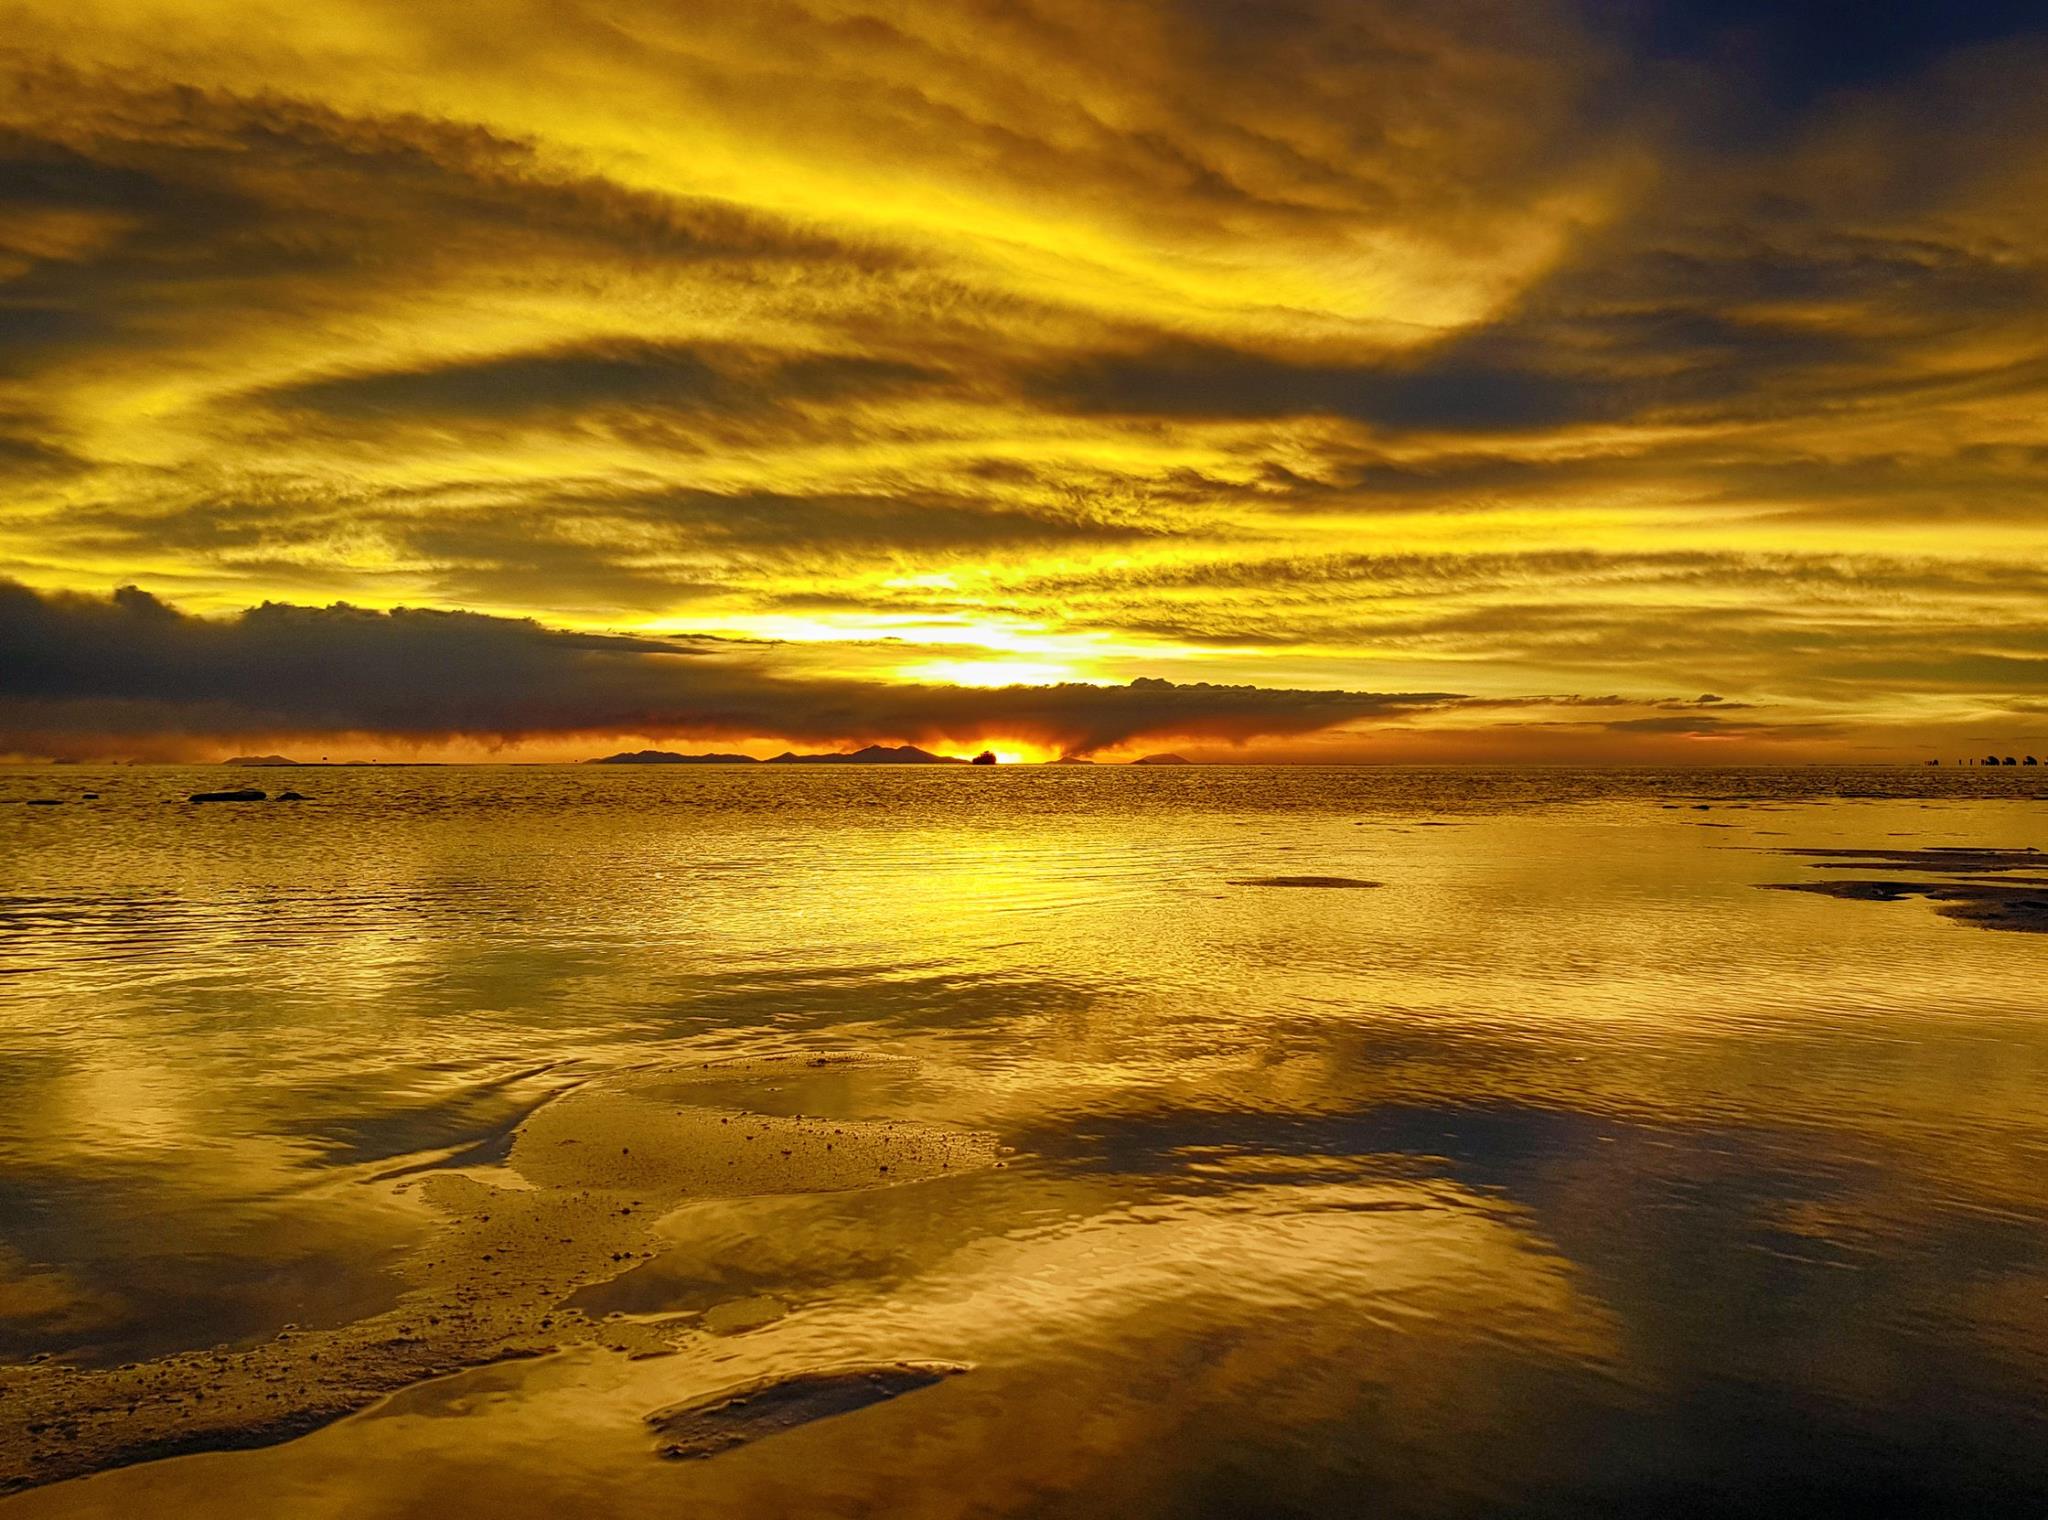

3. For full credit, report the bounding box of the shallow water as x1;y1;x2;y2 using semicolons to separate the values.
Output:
2;765;2047;1517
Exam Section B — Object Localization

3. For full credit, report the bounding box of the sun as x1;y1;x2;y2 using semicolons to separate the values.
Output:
944;740;1060;764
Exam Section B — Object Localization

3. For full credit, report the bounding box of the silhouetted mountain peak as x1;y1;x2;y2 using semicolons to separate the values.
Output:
766;744;963;764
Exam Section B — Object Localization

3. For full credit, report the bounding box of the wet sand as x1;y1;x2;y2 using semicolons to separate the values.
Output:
0;1055;997;1493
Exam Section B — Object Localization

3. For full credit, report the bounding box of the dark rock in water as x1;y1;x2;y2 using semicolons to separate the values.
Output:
646;1362;969;1460
589;750;759;764
970;750;998;765
25;799;62;806
189;788;266;803
81;792;98;799
273;791;309;801
1229;875;1380;889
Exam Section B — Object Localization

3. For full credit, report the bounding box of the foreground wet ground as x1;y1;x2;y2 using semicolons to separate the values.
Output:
3;766;2047;1516
0;1055;997;1490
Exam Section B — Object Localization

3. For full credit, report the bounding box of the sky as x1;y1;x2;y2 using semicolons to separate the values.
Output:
3;0;2046;762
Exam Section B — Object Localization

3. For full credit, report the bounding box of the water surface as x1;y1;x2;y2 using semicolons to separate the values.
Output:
3;765;2047;1516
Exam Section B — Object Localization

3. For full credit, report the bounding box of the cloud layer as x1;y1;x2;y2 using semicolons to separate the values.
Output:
0;579;1464;758
2;1;2046;757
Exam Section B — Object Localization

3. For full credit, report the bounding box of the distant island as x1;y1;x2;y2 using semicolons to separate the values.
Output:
586;746;1208;765
768;744;963;765
215;756;442;767
589;744;969;765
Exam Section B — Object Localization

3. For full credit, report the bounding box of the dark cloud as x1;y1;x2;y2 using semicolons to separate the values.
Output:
260;343;944;424
0;78;921;386
1023;251;2040;440
39;478;1164;625
0;580;1460;756
0;426;84;481
1814;653;2048;691
1598;713;1769;735
1620;0;2048;110
591;485;1162;553
1026;337;1624;434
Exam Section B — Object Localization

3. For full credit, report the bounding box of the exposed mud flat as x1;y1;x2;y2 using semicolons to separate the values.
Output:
0;1056;997;1494
1781;847;2045;874
1765;847;2048;933
1228;876;1381;889
1767;878;2048;933
646;1361;969;1459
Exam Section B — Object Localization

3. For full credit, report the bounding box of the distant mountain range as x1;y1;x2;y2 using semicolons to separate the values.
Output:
590;746;1202;765
217;756;441;767
768;744;966;764
590;744;965;765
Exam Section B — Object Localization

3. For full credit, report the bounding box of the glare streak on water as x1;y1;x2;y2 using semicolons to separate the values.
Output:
2;765;2048;1516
